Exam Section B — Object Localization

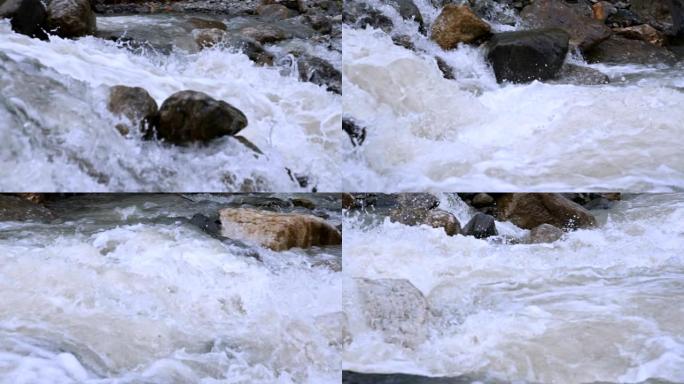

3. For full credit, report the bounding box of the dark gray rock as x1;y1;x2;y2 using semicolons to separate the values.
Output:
157;90;248;145
343;1;393;33
462;213;498;239
0;0;47;39
387;0;424;33
549;64;610;85
486;29;570;84
342;117;366;146
297;54;341;94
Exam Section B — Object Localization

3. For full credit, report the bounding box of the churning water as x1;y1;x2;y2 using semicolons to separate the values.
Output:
0;16;342;192
343;193;684;383
0;194;342;383
342;0;684;192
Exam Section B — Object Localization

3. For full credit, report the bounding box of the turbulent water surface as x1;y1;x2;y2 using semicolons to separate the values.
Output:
343;194;684;383
342;0;684;192
0;15;341;192
0;194;342;383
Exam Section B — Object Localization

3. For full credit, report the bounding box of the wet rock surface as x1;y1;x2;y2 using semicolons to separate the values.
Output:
156;90;248;145
486;28;570;83
431;4;492;50
586;35;677;65
462;212;498;239
528;223;564;244
0;0;48;39
495;193;597;230
521;0;611;52
107;85;158;137
46;0;97;38
0;195;55;221
219;207;341;251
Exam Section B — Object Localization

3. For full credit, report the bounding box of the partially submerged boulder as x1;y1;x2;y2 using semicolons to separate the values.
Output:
462;212;498;239
495;193;597;230
431;4;491;50
107;85;158;137
46;0;96;38
0;0;47;39
356;278;428;348
156;90;247;145
297;54;341;94
0;195;54;221
218;207;341;251
528;223;564;244
486;28;570;83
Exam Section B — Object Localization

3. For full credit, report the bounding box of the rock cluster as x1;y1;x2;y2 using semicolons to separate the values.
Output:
0;0;96;39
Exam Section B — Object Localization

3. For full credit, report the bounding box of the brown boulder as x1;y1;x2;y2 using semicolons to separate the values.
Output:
157;90;247;145
431;4;491;50
521;0;611;52
586;35;676;65
495;193;597;230
46;0;96;38
423;209;461;236
107;85;158;137
614;24;666;47
528;223;564;244
218;208;341;251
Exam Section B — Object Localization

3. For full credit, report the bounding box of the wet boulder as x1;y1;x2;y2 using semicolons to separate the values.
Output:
462;212;498;239
218;208;342;251
342;117;366;147
46;0;96;38
297;54;341;94
343;1;393;33
528;223;564;244
107;85;158;137
495;193;597;230
471;193;494;208
431;4;492;50
423;209;461;236
356;278;428;348
486;28;569;84
189;213;222;238
157;90;247;145
585;35;676;65
256;3;296;19
0;0;47;39
386;0;424;32
521;0;611;52
239;23;289;44
614;24;666;47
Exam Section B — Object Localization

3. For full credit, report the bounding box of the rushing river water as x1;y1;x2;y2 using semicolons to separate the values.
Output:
342;0;684;192
0;15;342;192
0;194;342;383
343;193;684;383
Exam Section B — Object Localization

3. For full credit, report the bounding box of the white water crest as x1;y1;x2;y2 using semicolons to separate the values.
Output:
0;16;342;192
343;193;684;383
342;0;684;192
0;194;342;383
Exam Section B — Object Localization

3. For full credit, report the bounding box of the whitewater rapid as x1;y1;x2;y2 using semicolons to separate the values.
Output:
0;16;342;192
342;0;684;192
342;193;684;383
0;194;342;383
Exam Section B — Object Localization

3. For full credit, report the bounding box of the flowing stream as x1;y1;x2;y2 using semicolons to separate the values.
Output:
342;0;684;192
0;194;342;383
343;193;684;383
0;14;342;192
